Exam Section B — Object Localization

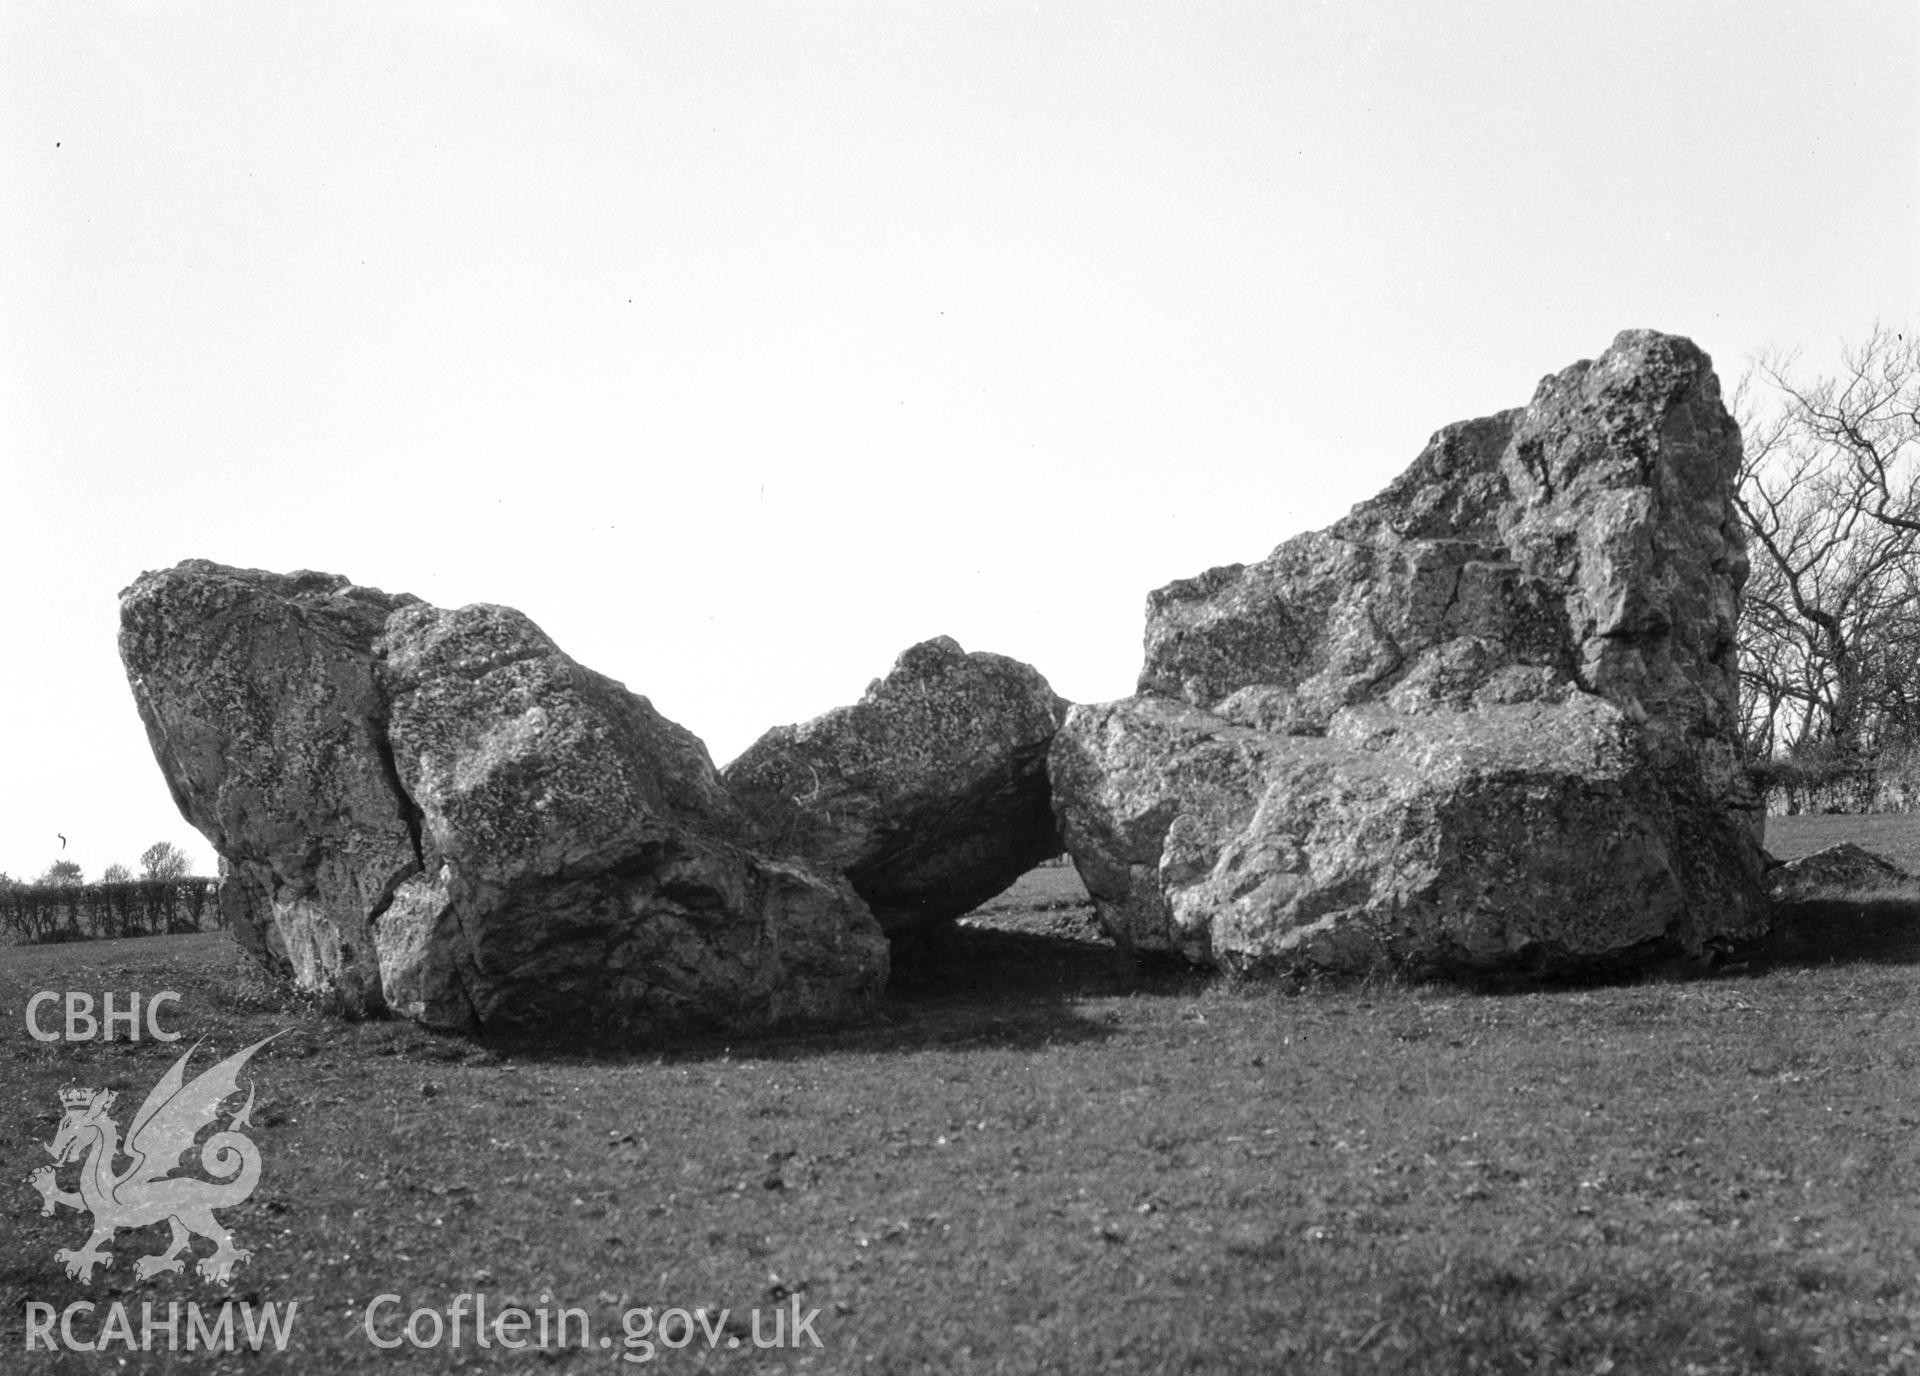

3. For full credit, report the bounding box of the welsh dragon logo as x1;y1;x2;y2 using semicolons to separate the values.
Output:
25;1034;281;1285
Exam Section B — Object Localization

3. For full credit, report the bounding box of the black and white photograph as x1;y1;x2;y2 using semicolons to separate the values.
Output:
2;2;1916;1369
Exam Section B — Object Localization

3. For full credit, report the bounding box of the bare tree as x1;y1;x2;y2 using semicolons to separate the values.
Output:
1736;325;1920;770
101;862;134;884
139;841;191;882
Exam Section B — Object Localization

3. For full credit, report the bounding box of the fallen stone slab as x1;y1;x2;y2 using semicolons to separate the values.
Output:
724;637;1068;932
1768;841;1913;902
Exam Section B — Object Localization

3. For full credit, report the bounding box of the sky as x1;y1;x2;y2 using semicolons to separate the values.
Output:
1;0;1914;884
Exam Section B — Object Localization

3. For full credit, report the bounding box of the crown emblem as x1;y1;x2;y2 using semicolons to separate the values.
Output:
30;1035;279;1286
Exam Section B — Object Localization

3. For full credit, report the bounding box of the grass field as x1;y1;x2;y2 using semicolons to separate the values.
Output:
5;820;1920;1372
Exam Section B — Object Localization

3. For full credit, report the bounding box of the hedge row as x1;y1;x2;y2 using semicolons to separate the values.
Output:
1753;749;1920;816
0;879;223;944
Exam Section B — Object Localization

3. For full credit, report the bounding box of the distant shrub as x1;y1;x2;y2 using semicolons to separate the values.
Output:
1749;742;1920;815
0;878;222;944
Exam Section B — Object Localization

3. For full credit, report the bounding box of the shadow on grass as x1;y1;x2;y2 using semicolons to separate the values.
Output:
479;919;1210;1067
887;915;1176;1001
1721;891;1920;975
1460;891;1920;998
4;914;1210;1066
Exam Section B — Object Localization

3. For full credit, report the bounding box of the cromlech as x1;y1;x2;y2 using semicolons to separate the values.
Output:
119;329;1770;1041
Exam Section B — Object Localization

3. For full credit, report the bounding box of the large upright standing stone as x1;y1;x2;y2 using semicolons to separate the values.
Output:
118;565;421;1010
1050;331;1770;976
120;561;888;1038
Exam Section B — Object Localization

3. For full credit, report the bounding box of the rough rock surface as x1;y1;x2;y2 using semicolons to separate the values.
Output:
119;565;421;1010
1769;843;1912;902
1051;330;1772;977
120;561;888;1037
723;637;1069;932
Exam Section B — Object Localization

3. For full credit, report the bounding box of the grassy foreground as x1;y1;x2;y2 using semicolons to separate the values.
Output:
4;819;1920;1373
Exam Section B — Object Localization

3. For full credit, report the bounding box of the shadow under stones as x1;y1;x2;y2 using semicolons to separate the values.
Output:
887;910;1203;1005
469;906;1205;1066
1716;893;1920;976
